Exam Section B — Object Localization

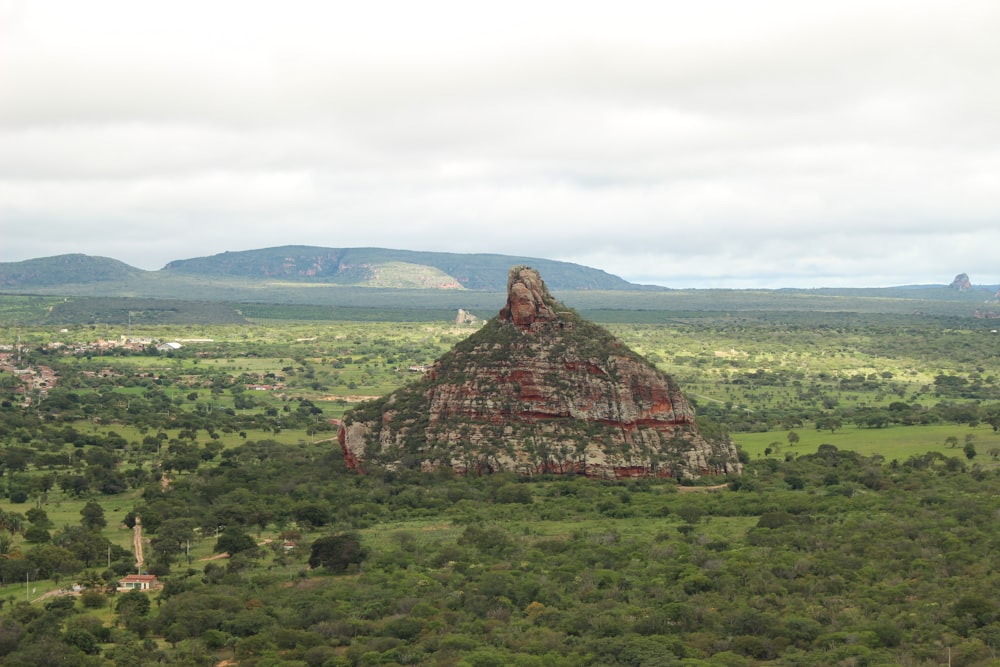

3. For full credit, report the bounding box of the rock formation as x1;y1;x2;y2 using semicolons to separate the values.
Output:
498;266;558;329
339;266;742;479
455;309;480;326
950;273;972;291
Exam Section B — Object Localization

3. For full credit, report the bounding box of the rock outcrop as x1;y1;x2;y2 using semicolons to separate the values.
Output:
455;309;480;326
339;266;742;479
950;273;972;291
498;265;558;329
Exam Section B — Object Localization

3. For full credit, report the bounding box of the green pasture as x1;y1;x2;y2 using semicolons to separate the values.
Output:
62;420;332;450
735;422;1000;463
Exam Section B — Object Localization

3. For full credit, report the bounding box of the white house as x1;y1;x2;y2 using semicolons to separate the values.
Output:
117;574;160;592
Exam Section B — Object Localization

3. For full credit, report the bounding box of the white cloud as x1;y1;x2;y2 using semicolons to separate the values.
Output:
1;0;999;286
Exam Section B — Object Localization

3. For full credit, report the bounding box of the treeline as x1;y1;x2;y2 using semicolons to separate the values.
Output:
698;394;1000;434
3;444;1000;665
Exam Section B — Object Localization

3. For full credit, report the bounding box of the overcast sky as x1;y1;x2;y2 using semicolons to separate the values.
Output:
2;1;998;288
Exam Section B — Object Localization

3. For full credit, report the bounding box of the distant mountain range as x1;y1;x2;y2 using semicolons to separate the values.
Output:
1;248;998;325
0;246;656;293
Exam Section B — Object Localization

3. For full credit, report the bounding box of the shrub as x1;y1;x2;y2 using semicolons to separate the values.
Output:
309;533;366;573
79;589;106;609
495;483;533;504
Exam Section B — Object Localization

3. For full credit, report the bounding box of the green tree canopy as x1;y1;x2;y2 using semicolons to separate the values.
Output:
308;533;365;573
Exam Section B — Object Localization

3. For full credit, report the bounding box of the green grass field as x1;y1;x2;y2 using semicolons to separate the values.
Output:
735;422;1000;463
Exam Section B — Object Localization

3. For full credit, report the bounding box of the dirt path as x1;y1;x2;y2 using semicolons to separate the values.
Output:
677;483;729;493
32;588;76;604
133;517;144;570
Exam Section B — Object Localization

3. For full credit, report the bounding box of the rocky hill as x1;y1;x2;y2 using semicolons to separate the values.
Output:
0;246;654;293
162;246;652;291
0;254;141;287
949;273;973;291
339;266;742;480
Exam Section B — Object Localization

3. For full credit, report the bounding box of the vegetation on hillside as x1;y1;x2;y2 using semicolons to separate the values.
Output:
0;303;999;664
164;246;647;291
0;247;645;293
0;254;141;288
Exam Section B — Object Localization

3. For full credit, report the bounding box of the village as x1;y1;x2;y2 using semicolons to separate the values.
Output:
0;335;198;405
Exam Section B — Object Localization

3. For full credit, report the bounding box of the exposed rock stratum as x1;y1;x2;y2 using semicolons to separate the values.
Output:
339;266;742;479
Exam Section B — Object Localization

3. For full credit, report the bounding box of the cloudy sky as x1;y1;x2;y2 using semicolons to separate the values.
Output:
2;1;998;288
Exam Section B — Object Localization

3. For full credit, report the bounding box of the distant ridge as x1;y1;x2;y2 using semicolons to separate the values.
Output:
0;247;653;293
0;254;141;287
162;246;653;291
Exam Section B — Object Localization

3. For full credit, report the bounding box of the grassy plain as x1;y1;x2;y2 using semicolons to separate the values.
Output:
734;422;1000;461
5;303;1000;664
7;313;997;451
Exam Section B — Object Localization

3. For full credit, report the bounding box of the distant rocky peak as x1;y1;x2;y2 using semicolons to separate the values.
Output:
950;273;972;291
498;265;559;330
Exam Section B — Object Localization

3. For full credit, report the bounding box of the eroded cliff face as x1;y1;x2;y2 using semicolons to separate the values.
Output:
339;267;742;479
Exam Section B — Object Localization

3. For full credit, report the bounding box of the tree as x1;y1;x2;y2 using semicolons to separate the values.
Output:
23;526;50;544
291;501;330;529
815;416;842;433
63;628;101;655
308;533;365;573
0;511;24;536
675;505;704;525
0;617;23;657
214;528;257;557
985;408;1000;432
149;518;196;566
964;442;977;461
116;590;151;632
787;431;800;446
79;501;106;531
24;508;51;529
25;543;80;579
55;526;119;568
495;483;533;504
